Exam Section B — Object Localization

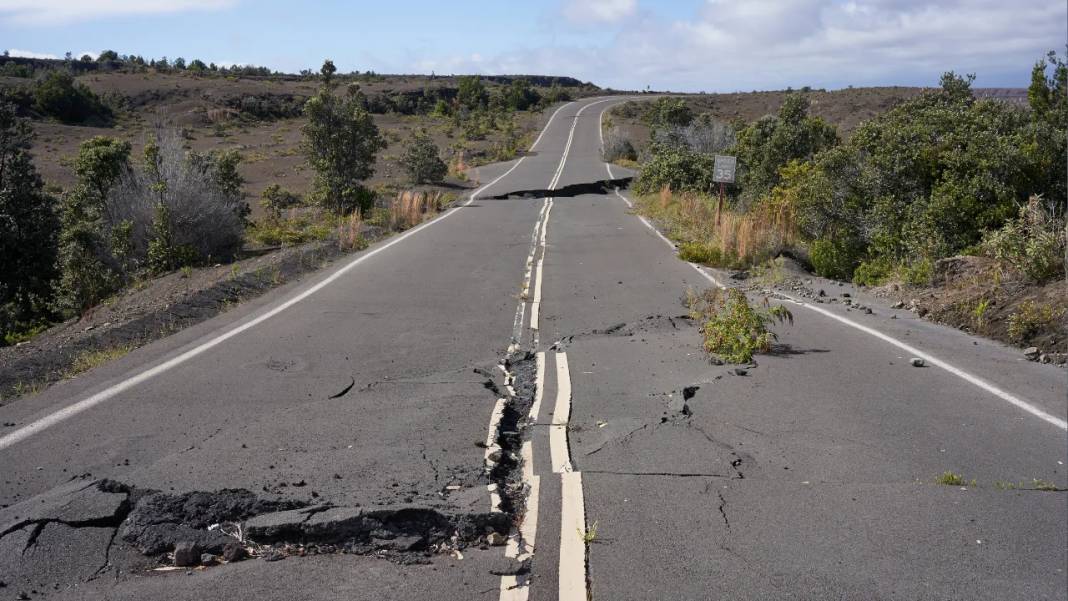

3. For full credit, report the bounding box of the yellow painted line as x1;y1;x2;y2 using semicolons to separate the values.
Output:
530;352;546;420
558;471;588;601
550;352;573;473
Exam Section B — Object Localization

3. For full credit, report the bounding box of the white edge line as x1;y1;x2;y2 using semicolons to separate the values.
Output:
686;262;1066;430
0;98;584;452
603;114;1060;432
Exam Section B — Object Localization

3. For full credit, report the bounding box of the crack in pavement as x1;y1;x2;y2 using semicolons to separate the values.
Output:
478;177;633;201
582;470;733;478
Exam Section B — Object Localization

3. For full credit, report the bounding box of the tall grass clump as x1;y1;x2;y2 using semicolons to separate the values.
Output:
389;190;444;230
687;288;793;363
637;186;797;268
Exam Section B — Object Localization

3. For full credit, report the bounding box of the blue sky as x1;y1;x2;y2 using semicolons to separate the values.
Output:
1;0;1065;91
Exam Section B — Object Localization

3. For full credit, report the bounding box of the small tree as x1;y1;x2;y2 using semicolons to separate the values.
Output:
102;125;247;273
457;76;487;111
260;184;302;219
0;102;59;338
55;136;131;314
320;59;337;88
32;71;110;124
401;130;447;184
302;85;385;214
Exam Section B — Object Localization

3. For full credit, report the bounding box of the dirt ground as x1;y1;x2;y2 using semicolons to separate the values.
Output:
881;256;1067;357
15;70;560;217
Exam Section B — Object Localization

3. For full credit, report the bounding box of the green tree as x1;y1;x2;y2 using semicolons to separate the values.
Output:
733;93;838;205
320;59;337;88
401;129;447;184
260;184;302;219
98;50;119;62
54;136;131;314
302;85;385;214
502;78;539;111
32;71;111;124
644;97;694;129
457;76;488;111
0;102;59;339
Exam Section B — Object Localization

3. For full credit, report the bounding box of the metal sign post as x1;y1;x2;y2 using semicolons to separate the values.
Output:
712;155;736;226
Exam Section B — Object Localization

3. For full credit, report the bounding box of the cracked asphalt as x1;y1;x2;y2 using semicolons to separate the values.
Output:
1;97;1066;600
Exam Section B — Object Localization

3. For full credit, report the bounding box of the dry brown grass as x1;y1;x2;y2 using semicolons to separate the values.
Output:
337;211;367;251
641;186;797;267
389;190;444;231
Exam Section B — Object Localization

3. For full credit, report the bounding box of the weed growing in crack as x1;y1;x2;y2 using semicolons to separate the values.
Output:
1030;479;1059;491
687;288;793;363
581;520;598;545
935;471;975;487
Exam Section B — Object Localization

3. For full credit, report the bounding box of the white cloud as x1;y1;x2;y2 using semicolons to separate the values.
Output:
562;0;637;24
5;48;58;59
0;0;237;25
423;0;1067;91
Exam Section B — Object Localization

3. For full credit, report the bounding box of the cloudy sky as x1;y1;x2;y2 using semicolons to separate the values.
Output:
1;0;1064;91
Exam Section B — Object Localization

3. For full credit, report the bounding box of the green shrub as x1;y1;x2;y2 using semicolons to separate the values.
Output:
642;98;694;128
902;258;933;286
678;241;726;266
733;94;838;205
602;128;637;163
810;237;861;281
851;259;892;287
32;71;111;124
260;184;302;218
981;195;1065;282
633;144;716;195
1007;301;1065;342
689;288;793;363
246;215;332;246
401;129;447;184
55;136;131;314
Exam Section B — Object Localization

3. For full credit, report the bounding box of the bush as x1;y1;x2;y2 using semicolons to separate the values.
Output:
32;71;111;124
103;126;246;273
260;184;303;219
981;195;1065;282
733;93;838;205
501;78;540;111
652;117;736;155
633;144;716;195
0;102;59;342
643;98;694;128
302;84;385;214
246;215;332;246
602;128;637;163
55;136;132;314
678;241;726;266
401;129;447;184
852;258;893;287
1007;301;1065;343
689;288;793;363
457;76;488;111
810;237;862;281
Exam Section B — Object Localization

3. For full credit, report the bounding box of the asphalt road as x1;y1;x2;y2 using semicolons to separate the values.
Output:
0;97;1065;601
